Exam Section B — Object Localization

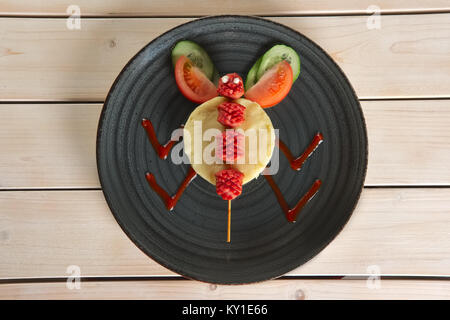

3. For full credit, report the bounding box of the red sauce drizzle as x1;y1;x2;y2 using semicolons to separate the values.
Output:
141;118;182;159
145;166;197;211
264;176;322;222
142;117;324;217
278;133;324;171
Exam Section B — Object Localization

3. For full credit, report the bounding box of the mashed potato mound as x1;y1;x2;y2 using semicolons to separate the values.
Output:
183;97;275;185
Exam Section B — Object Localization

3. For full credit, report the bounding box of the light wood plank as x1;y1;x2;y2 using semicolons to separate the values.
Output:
0;104;100;189
1;100;449;189
0;188;449;279
1;0;449;16
0;15;449;101
1;279;449;300
364;100;450;186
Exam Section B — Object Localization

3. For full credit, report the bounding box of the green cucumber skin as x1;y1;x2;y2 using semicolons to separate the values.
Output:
256;45;301;82
245;56;262;90
171;40;214;80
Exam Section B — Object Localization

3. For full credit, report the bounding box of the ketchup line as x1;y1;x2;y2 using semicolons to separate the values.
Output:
145;166;197;211
263;175;322;223
141;118;182;160
278;133;324;171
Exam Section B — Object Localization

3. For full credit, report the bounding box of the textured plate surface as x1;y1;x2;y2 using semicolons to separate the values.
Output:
97;16;367;284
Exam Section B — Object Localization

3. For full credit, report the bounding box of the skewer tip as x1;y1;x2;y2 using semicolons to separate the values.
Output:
227;200;231;243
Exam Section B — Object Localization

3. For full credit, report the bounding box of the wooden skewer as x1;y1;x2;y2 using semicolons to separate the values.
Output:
227;200;231;243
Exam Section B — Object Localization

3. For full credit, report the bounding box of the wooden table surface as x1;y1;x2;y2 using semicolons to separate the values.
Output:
1;1;450;300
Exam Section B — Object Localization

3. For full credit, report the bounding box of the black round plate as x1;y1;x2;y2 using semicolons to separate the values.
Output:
97;16;367;284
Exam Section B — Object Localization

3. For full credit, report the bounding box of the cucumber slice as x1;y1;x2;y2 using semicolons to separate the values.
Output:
171;40;214;80
256;45;300;82
245;56;262;90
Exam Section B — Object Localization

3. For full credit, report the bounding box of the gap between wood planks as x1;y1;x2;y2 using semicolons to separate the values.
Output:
1;97;450;104
1;275;450;285
0;11;448;18
2;186;450;192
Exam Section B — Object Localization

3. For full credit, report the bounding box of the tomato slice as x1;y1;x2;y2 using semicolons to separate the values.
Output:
174;55;218;103
244;61;293;108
